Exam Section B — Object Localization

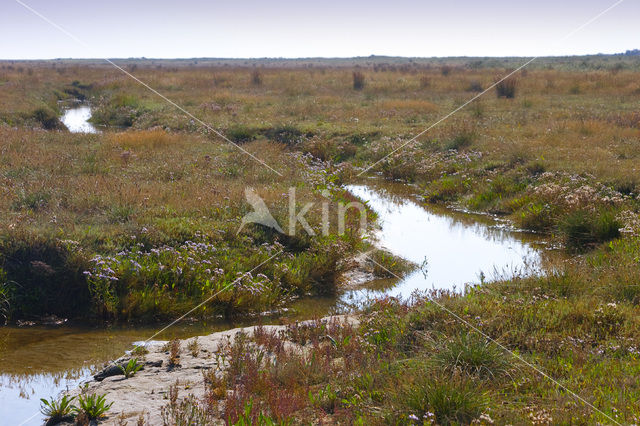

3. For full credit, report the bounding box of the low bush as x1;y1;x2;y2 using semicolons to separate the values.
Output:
559;209;621;249
496;77;517;98
227;125;258;143
404;376;485;425
445;131;475;151
31;107;64;130
353;71;365;90
433;333;510;379
264;125;304;146
466;81;484;92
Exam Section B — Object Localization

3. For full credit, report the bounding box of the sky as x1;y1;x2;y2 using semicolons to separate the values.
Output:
0;0;638;60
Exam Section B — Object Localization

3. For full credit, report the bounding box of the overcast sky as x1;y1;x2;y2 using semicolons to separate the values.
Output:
0;0;637;59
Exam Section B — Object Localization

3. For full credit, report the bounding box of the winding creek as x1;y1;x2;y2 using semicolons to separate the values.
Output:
1;107;552;425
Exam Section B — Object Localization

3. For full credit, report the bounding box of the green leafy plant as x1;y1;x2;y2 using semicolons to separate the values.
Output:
40;395;75;424
119;358;143;378
75;393;114;420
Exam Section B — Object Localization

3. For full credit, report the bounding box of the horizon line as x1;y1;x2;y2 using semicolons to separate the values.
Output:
1;50;639;62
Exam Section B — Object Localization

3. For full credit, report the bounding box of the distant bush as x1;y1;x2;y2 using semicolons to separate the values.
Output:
495;77;517;98
227;125;258;143
112;94;139;108
525;160;546;176
446;130;476;150
420;75;431;88
466;80;483;92
251;70;262;86
352;71;365;90
264;125;304;146
440;65;452;76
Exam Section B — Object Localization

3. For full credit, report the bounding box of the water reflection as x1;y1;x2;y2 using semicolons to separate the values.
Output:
60;106;98;134
343;183;545;302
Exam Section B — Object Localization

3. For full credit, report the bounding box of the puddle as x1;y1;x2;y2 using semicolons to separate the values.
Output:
60;105;98;134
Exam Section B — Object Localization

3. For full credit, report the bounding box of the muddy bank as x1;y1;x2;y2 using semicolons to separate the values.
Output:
67;315;358;425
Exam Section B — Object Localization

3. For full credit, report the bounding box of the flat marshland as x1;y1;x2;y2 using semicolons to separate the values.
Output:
2;56;640;424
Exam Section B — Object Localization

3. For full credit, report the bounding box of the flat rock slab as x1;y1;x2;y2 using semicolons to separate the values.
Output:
68;315;357;425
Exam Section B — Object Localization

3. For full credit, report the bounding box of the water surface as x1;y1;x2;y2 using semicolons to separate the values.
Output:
343;182;546;302
60;105;98;134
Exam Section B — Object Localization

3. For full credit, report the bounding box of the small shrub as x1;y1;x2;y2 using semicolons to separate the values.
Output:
31;107;63;130
424;176;468;203
40;395;75;424
446;131;475;150
168;339;181;367
440;65;452;76
264;125;303;146
12;189;51;211
119;358;143;378
405;377;484;425
107;204;135;224
112;94;139;108
466;81;483;92
309;384;340;414
353;71;365;90
75;393;114;421
187;338;200;357
518;203;554;232
434;333;509;379
251;70;262;86
203;369;227;402
526;161;546;176
132;345;149;356
420;75;431;88
496;77;517;98
227;125;258;143
161;393;211;425
559;209;621;249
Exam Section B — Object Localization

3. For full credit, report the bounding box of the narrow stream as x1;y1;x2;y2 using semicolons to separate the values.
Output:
1;107;551;425
342;183;547;304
